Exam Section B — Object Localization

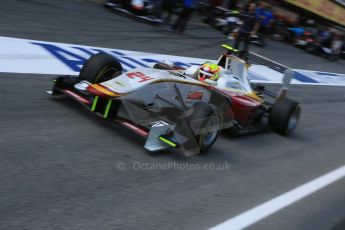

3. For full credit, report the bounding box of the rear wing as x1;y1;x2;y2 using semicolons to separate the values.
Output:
248;51;294;98
220;44;294;99
248;51;288;74
221;44;289;73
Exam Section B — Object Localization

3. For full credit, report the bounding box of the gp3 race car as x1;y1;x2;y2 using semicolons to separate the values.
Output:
48;45;301;156
104;0;162;24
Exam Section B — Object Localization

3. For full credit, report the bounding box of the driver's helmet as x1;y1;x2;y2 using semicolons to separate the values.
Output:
198;63;221;82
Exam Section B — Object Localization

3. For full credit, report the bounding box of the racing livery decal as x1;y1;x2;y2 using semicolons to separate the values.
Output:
0;36;344;86
126;71;153;82
187;91;204;100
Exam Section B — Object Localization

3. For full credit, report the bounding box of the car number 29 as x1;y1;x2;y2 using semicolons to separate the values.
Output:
126;72;153;83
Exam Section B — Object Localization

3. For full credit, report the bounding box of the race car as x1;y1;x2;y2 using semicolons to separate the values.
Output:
47;45;301;156
104;0;162;24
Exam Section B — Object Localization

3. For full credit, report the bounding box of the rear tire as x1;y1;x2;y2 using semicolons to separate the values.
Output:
79;53;123;84
269;97;301;135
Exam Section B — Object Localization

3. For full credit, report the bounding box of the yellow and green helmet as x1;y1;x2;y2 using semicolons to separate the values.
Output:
198;62;221;81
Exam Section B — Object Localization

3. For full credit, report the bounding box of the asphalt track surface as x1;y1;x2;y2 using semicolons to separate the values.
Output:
0;1;344;230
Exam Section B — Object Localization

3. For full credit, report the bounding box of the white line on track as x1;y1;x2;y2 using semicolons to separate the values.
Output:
210;165;345;230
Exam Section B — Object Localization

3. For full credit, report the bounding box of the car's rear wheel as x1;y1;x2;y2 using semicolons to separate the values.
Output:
269;97;301;135
79;53;123;84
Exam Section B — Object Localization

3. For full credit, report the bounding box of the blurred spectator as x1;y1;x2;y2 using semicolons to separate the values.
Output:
287;23;305;43
320;29;333;48
256;2;274;36
204;0;224;25
233;2;259;59
304;19;318;38
226;0;238;9
161;0;176;25
172;0;197;34
211;0;224;7
152;0;163;18
319;28;332;45
332;34;343;55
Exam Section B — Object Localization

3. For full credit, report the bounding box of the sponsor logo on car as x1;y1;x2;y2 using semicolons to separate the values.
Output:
187;91;203;100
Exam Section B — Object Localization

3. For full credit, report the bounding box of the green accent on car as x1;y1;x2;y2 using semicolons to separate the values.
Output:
158;136;177;148
103;99;112;118
115;81;125;87
222;44;239;53
91;96;99;112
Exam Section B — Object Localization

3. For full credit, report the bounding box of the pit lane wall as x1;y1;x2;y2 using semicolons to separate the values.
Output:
0;36;344;86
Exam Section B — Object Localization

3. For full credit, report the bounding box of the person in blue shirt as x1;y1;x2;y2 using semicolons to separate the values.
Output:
255;3;274;36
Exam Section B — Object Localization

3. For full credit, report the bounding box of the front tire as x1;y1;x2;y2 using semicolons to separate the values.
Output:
188;102;223;153
79;53;123;84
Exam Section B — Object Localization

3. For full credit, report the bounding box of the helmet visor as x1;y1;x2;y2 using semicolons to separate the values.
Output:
199;69;215;81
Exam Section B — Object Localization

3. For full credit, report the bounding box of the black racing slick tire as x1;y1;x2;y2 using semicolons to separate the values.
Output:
269;97;301;135
79;53;123;84
188;102;223;153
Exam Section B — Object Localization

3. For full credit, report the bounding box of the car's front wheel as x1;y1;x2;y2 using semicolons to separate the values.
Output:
187;102;223;153
79;53;123;84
